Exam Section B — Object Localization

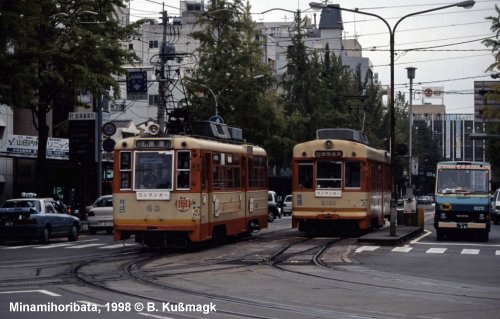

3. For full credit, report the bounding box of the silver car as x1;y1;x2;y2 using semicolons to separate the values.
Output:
282;195;292;216
87;195;113;234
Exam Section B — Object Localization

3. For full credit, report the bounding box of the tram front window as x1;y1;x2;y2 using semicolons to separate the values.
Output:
135;151;173;190
316;161;342;189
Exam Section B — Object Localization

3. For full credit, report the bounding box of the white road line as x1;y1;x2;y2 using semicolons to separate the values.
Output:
99;243;138;249
34;243;76;249
2;244;43;249
65;243;106;249
0;290;61;297
461;249;480;255
355;246;380;253
409;229;432;244
391;246;413;253
496;250;500;256
426;248;447;254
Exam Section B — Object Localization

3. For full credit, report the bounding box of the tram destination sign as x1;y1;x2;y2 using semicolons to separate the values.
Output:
136;139;172;149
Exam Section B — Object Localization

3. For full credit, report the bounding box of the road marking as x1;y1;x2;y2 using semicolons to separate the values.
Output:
0;289;60;297
426;248;447;254
461;249;480;255
391;246;413;253
2;244;43;249
496;250;500;256
355;246;380;253
99;243;139;249
409;229;432;244
66;243;106;249
34;243;76;249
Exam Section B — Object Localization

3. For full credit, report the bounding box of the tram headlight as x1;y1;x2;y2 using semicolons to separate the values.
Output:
440;213;447;220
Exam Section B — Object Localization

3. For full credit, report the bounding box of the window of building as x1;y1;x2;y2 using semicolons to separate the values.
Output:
149;94;159;106
149;40;159;49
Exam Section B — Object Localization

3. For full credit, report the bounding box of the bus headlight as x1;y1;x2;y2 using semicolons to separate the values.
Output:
479;213;485;220
440;213;447;220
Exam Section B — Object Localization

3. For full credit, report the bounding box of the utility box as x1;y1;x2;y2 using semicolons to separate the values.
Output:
403;197;417;226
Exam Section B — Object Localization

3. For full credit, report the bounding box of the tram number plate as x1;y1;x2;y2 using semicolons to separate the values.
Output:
457;223;468;229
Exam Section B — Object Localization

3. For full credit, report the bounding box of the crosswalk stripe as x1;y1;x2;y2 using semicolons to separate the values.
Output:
65;243;106;249
2;244;43;249
461;249;480;255
426;248;447;254
391;246;413;253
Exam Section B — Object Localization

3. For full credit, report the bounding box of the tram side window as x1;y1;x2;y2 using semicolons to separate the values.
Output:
316;161;342;189
345;161;361;188
119;151;132;189
249;156;266;188
298;162;313;190
177;151;190;190
212;153;241;190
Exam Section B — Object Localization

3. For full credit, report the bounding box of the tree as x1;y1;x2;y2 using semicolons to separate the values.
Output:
482;4;500;180
0;0;143;196
187;1;276;141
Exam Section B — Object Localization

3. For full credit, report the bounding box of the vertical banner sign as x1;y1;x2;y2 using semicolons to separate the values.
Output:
445;119;451;159
127;71;148;101
455;120;462;159
68;112;97;163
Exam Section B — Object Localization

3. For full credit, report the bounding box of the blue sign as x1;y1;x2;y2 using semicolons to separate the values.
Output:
209;115;224;124
127;71;147;94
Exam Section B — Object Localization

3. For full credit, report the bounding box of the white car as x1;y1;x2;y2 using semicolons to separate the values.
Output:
282;195;292;216
87;195;113;234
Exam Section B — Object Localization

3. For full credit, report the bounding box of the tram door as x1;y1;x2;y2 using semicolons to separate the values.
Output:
199;152;211;240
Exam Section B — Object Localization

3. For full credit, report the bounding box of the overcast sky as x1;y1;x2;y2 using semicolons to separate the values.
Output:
129;0;499;113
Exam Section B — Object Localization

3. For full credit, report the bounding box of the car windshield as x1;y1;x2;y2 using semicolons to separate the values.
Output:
2;200;41;211
436;169;489;194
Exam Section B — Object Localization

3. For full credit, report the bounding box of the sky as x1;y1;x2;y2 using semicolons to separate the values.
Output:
129;0;499;114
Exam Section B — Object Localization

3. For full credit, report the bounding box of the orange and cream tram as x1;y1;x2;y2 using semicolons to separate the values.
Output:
112;122;268;248
291;129;391;234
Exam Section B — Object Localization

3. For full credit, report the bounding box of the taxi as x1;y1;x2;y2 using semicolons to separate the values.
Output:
0;193;80;244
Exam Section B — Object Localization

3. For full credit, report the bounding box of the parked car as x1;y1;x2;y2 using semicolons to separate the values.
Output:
268;191;281;222
492;188;500;225
282;195;292;216
87;195;114;234
0;197;80;244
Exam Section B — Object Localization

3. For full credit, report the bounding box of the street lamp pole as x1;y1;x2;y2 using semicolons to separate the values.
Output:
406;66;417;190
309;1;475;236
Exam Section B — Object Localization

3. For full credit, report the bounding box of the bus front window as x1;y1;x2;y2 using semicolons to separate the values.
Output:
134;151;173;190
437;169;489;194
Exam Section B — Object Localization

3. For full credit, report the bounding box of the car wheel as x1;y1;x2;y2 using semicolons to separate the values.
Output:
268;210;275;222
68;225;79;241
40;227;50;244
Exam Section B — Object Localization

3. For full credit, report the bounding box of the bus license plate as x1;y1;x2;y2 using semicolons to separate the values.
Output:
457;223;468;229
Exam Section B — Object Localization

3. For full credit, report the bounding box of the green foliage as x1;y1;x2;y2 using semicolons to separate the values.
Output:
0;0;143;195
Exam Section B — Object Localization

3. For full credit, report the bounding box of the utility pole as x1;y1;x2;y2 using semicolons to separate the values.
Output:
157;4;168;134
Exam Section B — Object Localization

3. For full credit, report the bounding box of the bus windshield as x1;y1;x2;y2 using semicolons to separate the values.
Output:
436;169;489;194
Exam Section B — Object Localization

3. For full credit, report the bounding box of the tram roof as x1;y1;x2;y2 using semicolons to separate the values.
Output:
293;139;390;163
116;135;267;156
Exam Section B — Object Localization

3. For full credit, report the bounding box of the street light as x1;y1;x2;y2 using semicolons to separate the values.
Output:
184;80;227;116
406;66;417;191
310;0;475;236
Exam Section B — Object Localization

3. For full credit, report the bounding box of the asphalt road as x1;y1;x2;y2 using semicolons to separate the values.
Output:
0;212;499;319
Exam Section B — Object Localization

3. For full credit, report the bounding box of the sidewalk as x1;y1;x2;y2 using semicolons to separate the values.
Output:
357;225;424;246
